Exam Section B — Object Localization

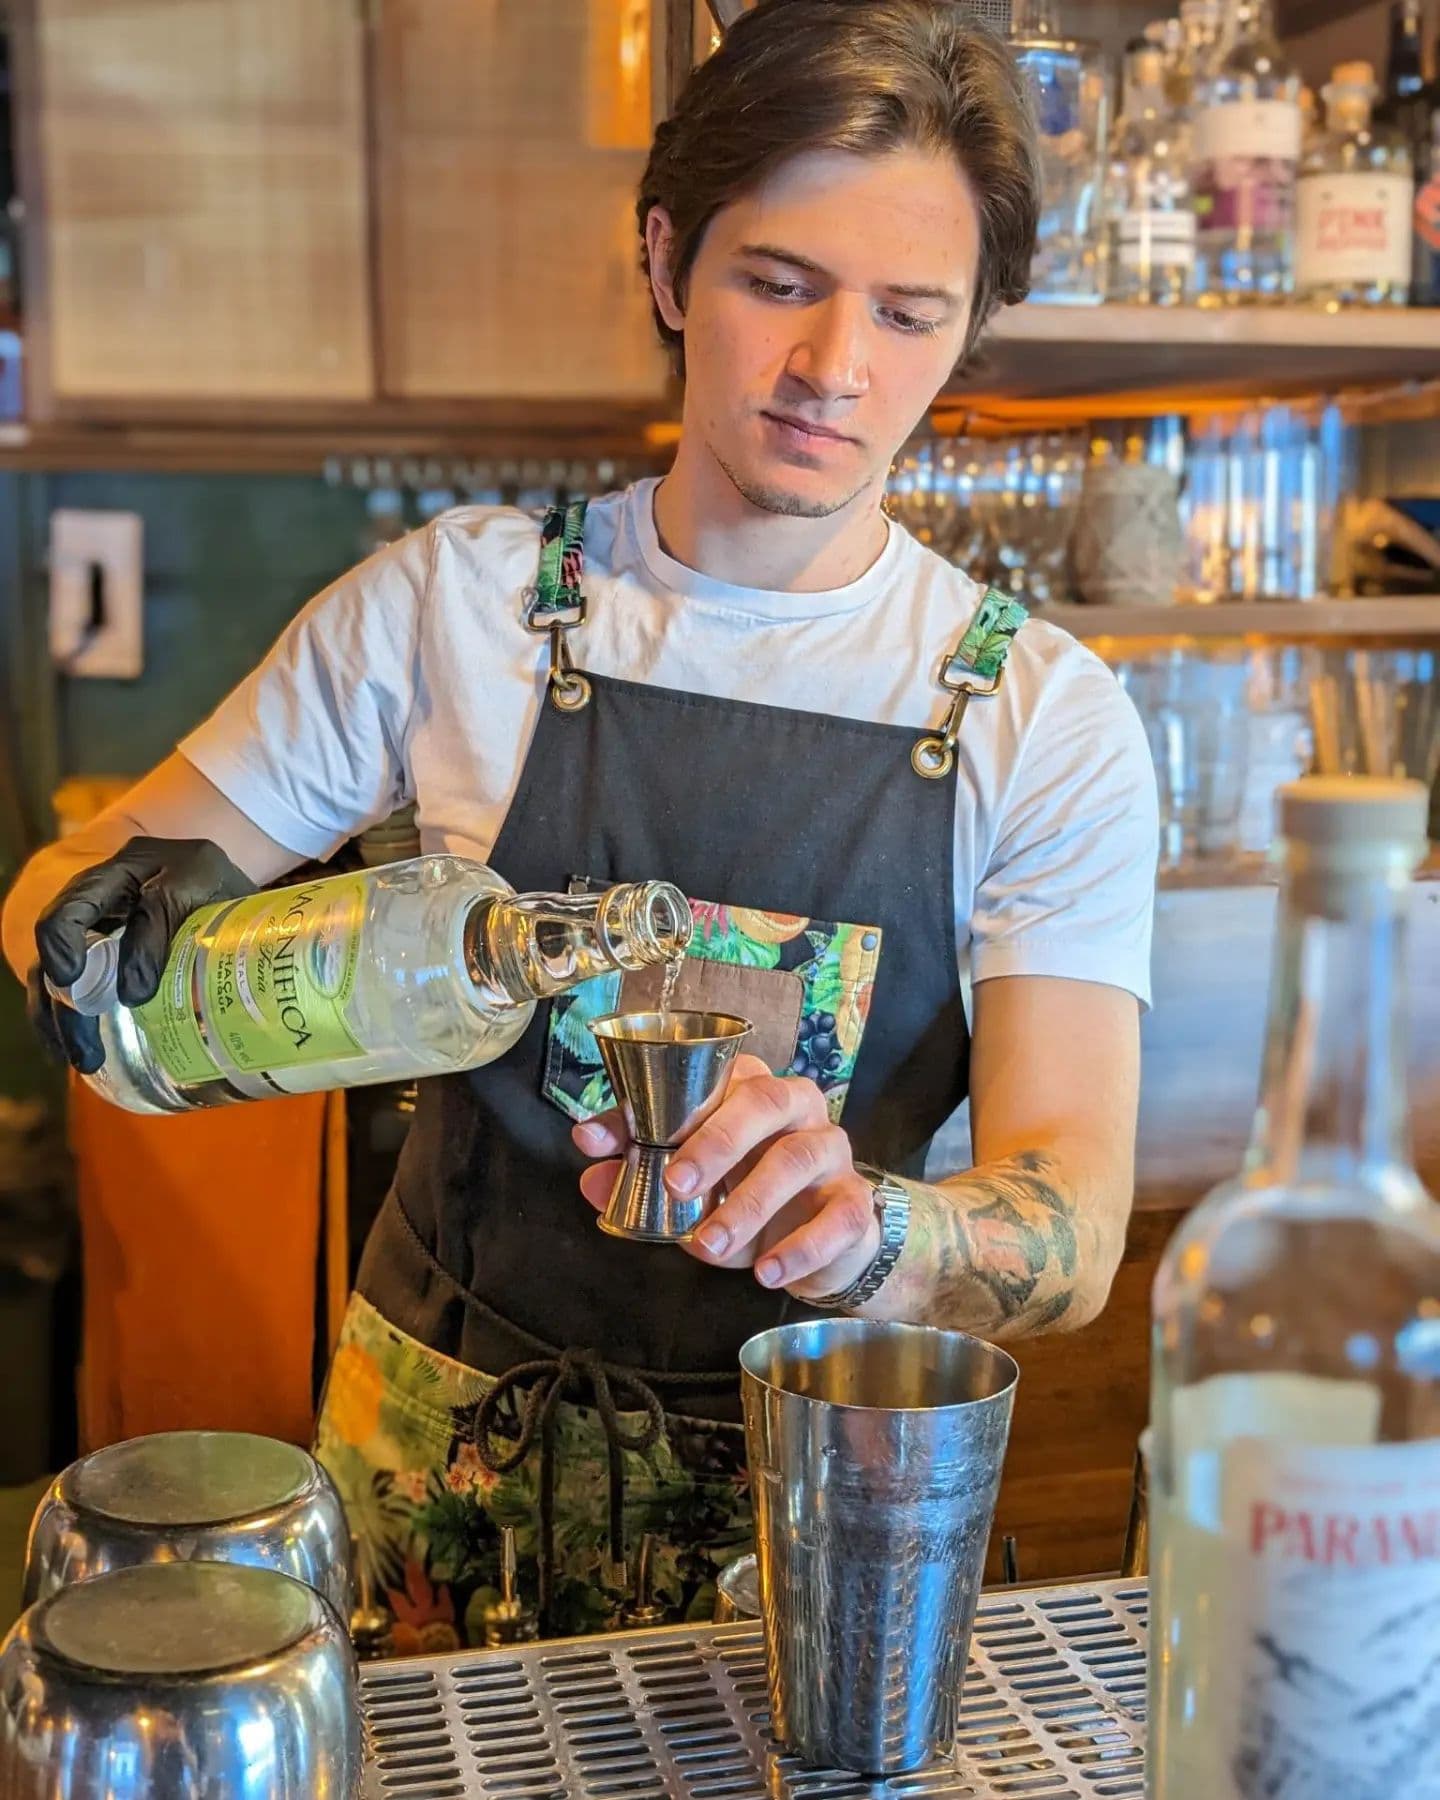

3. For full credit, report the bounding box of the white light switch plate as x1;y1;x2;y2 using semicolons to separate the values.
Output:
49;508;145;679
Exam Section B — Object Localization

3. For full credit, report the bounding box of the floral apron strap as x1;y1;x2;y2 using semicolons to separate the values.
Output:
524;499;593;714
911;586;1030;780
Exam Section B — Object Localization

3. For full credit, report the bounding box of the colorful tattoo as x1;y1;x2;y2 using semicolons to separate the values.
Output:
868;1152;1090;1338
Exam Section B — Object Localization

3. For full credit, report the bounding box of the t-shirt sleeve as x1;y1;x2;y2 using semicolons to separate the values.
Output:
178;525;433;861
970;653;1159;1007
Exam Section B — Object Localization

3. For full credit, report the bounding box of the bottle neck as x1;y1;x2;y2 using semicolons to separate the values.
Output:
464;882;690;1008
1326;91;1373;134
1219;0;1274;51
1246;866;1412;1192
1387;4;1425;96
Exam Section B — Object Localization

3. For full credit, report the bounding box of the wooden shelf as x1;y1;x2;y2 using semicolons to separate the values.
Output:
0;415;672;475
945;303;1440;410
4;306;1439;468
1045;597;1440;641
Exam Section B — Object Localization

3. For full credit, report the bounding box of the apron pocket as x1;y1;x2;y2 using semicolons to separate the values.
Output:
541;897;882;1125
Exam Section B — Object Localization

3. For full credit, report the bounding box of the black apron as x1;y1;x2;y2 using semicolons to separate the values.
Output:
357;495;1024;1425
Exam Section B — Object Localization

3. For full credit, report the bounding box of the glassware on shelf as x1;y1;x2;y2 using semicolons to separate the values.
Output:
1310;647;1440;786
886;432;1085;604
1072;454;1185;606
1237;647;1314;852
1105;42;1198;304
1191;0;1304;303
1179;402;1352;602
1296;61;1413;307
1009;0;1111;304
1118;648;1252;869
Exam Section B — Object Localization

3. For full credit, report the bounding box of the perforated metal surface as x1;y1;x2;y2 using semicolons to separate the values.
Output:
359;1578;1148;1800
959;0;1013;29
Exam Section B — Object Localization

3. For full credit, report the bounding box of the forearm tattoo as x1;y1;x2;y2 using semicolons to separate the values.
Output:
870;1151;1093;1339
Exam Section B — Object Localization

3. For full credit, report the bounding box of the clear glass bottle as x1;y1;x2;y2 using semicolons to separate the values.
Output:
1148;776;1440;1800
1192;0;1303;302
1166;0;1221;125
54;856;691;1114
1106;45;1197;304
1297;62;1413;307
1009;0;1111;303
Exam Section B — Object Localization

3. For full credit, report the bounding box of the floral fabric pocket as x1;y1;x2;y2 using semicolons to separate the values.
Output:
541;897;882;1125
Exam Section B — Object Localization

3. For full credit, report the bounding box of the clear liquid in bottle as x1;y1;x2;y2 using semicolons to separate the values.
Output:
55;856;691;1114
1148;777;1440;1798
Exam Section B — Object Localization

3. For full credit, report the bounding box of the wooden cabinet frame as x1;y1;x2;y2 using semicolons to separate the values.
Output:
9;0;688;435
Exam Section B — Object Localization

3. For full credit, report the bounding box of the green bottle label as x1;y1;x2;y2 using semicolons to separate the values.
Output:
136;877;368;1087
133;911;224;1087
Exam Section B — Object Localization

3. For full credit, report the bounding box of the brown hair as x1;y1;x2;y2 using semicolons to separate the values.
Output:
637;0;1040;378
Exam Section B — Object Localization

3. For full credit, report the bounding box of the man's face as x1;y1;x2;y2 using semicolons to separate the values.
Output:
650;145;981;521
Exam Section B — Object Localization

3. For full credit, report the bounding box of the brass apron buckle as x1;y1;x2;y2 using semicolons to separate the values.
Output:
523;585;592;714
911;661;1006;781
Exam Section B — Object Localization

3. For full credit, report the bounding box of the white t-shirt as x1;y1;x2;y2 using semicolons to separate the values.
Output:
180;478;1158;1006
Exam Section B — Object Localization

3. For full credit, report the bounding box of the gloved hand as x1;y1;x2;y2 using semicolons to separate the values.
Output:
30;837;255;1074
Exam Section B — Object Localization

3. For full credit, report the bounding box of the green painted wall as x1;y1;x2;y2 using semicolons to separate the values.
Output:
0;467;370;1099
42;471;370;778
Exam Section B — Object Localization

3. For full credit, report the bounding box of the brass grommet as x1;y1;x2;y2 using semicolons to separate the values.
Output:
551;672;593;713
911;736;953;780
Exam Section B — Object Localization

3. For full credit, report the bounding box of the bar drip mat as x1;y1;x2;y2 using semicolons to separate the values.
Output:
360;1578;1148;1800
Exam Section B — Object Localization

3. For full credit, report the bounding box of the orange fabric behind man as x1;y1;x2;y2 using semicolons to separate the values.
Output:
68;1080;325;1450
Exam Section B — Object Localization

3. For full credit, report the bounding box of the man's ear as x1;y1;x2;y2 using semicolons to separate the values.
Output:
645;205;686;331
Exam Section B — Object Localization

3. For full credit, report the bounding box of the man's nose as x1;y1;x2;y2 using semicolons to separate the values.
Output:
784;293;871;401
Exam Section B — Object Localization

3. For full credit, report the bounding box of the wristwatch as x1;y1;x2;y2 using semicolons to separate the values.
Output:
810;1164;910;1310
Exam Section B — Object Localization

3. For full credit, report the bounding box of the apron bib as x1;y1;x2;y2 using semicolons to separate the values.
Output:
315;496;1026;1639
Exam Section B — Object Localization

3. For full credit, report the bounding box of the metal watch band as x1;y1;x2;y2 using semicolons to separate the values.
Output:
810;1165;910;1310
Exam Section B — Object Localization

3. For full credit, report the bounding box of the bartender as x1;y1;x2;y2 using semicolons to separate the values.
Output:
4;0;1156;1645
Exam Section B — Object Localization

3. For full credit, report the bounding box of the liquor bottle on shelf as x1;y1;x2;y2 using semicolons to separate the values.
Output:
1167;0;1223;125
1105;44;1197;305
1375;0;1429;156
51;857;691;1114
1149;776;1440;1800
1416;113;1440;306
1191;0;1303;302
1008;0;1111;304
1296;62;1413;308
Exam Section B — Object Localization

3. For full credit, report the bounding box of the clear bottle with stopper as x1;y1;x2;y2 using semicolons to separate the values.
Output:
1191;0;1303;302
1148;776;1440;1799
54;855;691;1115
1105;42;1197;304
1296;61;1414;307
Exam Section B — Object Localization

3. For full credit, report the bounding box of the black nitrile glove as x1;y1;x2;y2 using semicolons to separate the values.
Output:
30;837;255;1075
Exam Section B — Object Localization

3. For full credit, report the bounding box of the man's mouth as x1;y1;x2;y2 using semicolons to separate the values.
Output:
761;411;859;448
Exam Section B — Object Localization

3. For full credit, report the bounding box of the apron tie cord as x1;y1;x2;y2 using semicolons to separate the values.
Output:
470;1348;665;1631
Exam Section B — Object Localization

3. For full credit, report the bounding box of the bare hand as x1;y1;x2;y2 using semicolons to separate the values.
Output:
572;1053;879;1300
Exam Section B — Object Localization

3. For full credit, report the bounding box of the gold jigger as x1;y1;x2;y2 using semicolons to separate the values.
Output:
589;1011;753;1242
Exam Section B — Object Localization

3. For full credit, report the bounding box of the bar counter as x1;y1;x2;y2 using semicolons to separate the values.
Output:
358;1576;1149;1800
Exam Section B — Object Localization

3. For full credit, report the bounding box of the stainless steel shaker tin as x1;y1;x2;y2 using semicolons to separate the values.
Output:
24;1429;355;1621
740;1317;1019;1776
0;1562;364;1799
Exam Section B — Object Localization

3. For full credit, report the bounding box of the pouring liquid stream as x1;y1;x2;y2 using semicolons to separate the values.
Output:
658;952;683;1016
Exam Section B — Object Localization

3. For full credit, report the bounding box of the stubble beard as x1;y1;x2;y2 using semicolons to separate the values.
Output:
711;440;873;521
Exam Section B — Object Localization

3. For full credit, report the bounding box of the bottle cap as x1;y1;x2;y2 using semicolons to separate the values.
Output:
1278;776;1429;860
1331;59;1375;88
58;934;121;1015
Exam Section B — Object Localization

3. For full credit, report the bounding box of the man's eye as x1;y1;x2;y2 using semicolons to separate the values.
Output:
884;309;942;338
747;276;810;302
